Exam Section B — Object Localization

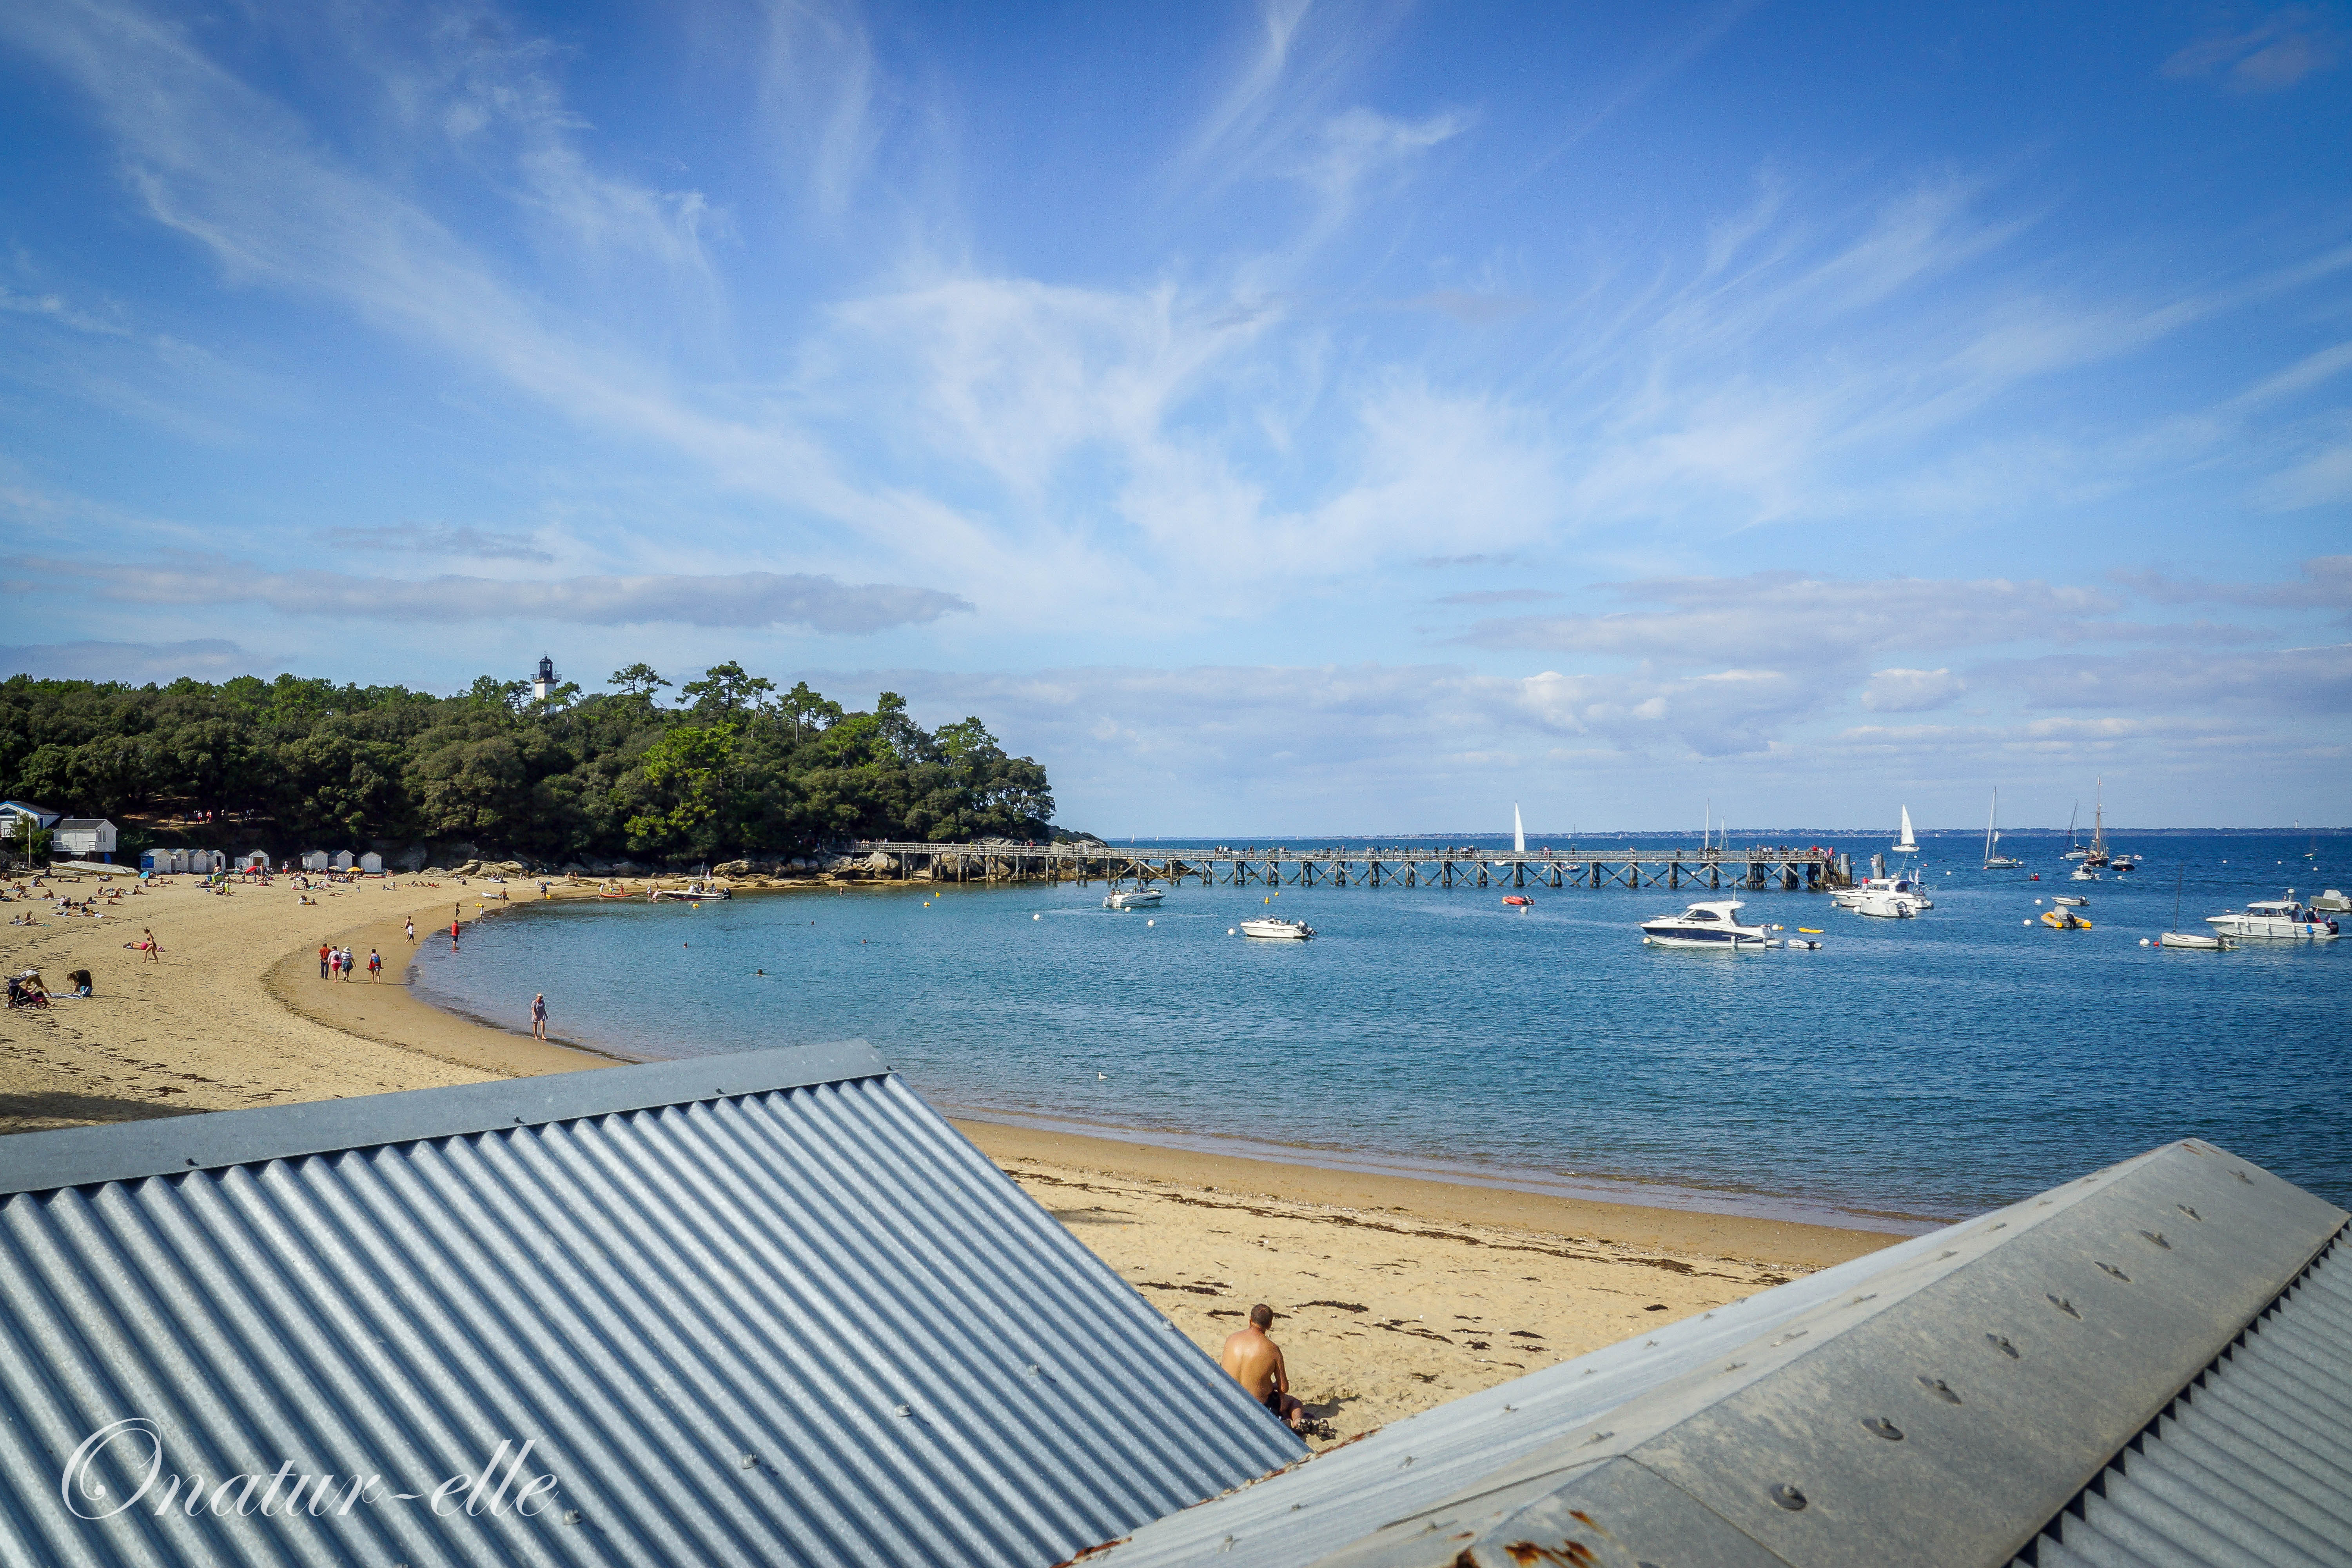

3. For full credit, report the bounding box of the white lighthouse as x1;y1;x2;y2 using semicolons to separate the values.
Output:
532;655;555;702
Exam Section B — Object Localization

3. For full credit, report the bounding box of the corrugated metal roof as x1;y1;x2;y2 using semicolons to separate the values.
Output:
1094;1140;2348;1568
2011;1232;2350;1568
0;1042;1304;1567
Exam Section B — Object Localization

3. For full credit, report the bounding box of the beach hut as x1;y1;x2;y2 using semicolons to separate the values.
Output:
301;849;329;871
49;818;116;861
166;848;190;874
191;849;226;874
239;850;271;872
358;851;384;875
330;850;355;871
0;1043;1297;1568
138;849;168;873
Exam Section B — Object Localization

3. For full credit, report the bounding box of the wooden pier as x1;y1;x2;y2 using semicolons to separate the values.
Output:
845;842;1847;892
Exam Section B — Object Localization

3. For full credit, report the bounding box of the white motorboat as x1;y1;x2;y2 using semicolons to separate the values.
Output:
1238;916;1314;940
1832;875;1931;911
2053;895;2089;907
1982;789;2023;868
1855;895;1915;919
1891;804;1920;857
1103;888;1164;910
2070;867;2098;882
2312;889;2350;913
2205;895;2341;940
1639;899;1775;948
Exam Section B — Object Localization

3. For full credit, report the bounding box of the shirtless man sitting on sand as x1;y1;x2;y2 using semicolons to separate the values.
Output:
1221;1304;1305;1432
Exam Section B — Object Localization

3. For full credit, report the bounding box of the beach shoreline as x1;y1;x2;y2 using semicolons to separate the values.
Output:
0;868;1903;1444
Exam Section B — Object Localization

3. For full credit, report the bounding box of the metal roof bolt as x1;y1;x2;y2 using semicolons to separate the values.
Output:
2234;1169;2252;1184
2096;1262;2131;1282
2178;1204;2201;1221
562;1510;583;1525
1399;1456;1414;1468
1769;1483;1808;1511
2046;1294;2082;1319
1027;1363;1041;1375
2140;1230;2171;1249
513;1116;523;1124
1917;1377;1962;1405
740;1453;758;1470
1861;1417;1904;1441
1987;1334;2018;1359
1583;1431;1615;1446
185;1158;197;1167
894;1403;912;1417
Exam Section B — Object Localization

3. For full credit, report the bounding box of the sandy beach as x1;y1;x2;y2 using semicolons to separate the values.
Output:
0;869;1895;1446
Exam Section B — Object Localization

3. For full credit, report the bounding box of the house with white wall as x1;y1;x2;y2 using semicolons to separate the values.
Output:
49;818;117;861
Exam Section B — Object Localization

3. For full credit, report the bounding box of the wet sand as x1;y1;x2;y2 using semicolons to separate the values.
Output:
0;869;1897;1443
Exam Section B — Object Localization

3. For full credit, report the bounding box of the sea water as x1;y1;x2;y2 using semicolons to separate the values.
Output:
413;831;2349;1227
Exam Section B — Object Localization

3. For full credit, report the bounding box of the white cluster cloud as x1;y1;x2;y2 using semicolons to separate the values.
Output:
1860;668;1966;713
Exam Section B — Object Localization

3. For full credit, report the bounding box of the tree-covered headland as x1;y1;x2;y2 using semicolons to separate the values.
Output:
0;662;1065;865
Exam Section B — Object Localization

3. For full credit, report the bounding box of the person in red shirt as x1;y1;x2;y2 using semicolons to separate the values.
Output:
318;942;331;979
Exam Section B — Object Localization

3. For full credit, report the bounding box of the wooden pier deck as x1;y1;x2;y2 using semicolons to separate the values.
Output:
844;842;1847;891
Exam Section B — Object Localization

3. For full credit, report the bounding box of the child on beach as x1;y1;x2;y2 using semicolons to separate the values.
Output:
405;916;415;944
367;949;382;982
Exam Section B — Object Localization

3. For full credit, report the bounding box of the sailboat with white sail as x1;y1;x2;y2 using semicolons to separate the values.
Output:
1891;804;1920;857
1982;789;2022;869
1514;802;1526;855
2062;803;2087;861
2083;779;2111;869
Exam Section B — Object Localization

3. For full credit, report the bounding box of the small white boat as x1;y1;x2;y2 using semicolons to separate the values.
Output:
2070;867;2098;882
1640;899;1774;947
2053;895;2089;907
1238;917;1314;940
2205;895;2341;940
1103;888;1163;910
2313;889;2351;913
2155;931;2231;951
1856;895;1915;919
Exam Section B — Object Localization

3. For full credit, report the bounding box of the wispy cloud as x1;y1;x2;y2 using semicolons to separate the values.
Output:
29;560;971;632
2112;555;2352;613
1981;644;2352;715
325;524;554;562
2163;8;2341;92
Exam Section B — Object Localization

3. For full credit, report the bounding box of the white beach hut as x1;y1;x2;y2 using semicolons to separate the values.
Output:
166;849;190;874
331;850;356;872
240;850;271;872
138;849;167;873
301;850;330;871
358;851;384;875
194;849;226;874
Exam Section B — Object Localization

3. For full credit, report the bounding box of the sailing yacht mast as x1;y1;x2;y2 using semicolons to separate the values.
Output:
1984;789;1996;862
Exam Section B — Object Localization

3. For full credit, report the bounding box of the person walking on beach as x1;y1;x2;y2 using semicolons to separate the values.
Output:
367;948;382;982
318;941;331;979
142;929;160;964
1221;1305;1306;1432
405;916;415;944
531;993;547;1040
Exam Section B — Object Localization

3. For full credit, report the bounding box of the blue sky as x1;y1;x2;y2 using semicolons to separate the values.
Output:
1;1;2347;833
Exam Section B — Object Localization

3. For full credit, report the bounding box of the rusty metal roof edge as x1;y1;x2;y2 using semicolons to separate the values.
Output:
0;1038;890;1196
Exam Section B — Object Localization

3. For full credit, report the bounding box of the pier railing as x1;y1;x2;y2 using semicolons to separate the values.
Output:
843;841;1846;891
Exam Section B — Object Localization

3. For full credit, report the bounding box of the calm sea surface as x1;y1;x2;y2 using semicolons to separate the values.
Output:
412;831;2349;1228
